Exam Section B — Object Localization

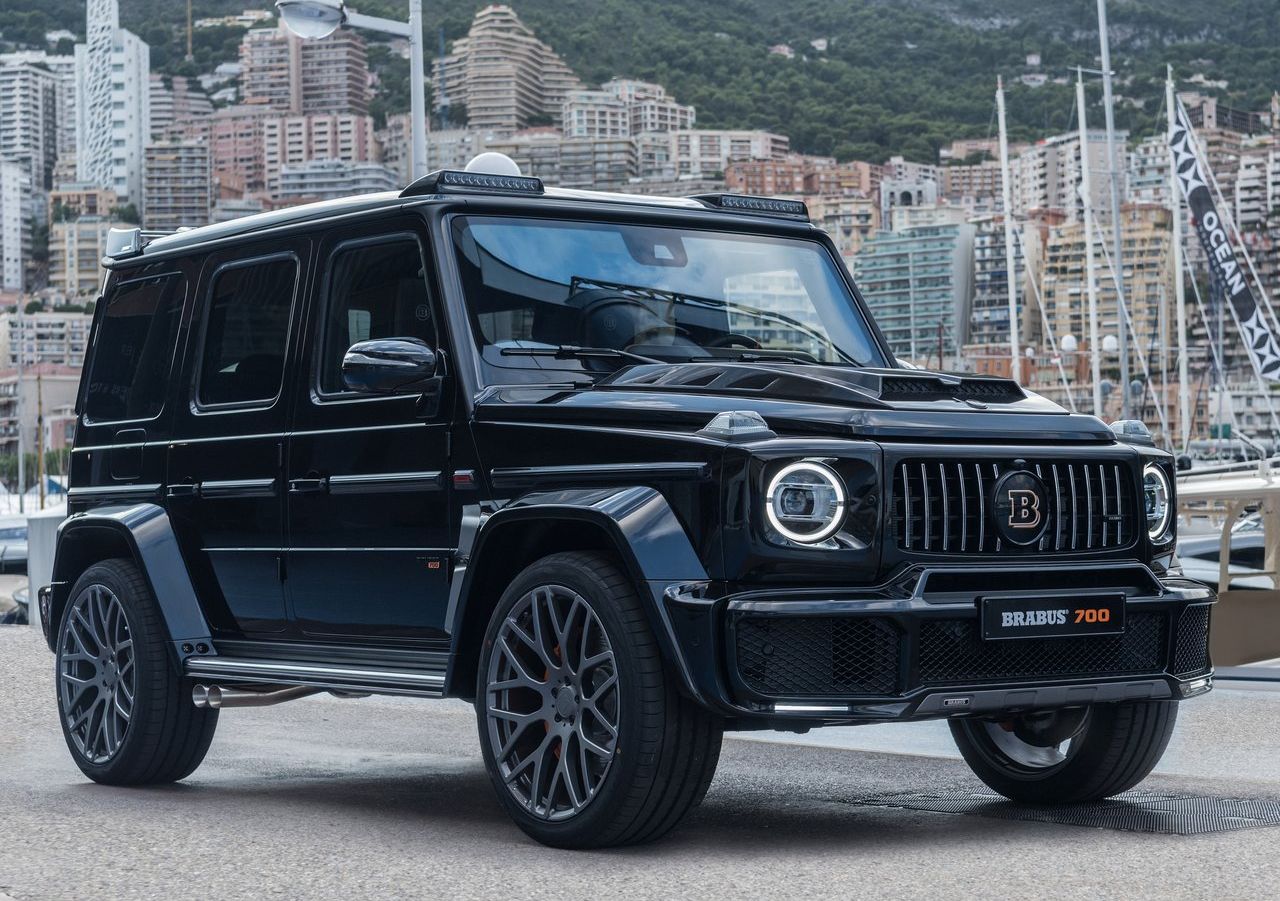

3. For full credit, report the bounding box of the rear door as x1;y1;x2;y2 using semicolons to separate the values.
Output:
284;219;453;639
166;239;307;635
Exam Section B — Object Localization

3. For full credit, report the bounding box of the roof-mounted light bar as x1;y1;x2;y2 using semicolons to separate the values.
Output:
692;193;810;220
400;168;545;198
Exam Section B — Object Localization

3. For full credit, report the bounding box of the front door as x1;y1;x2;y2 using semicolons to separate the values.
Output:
167;240;307;635
284;221;453;640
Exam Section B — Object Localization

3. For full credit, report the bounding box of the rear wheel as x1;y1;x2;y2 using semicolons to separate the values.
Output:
56;559;218;785
476;551;723;848
949;701;1178;803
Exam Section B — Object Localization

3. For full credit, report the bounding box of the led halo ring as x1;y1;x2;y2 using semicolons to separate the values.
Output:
1142;463;1173;541
765;460;847;544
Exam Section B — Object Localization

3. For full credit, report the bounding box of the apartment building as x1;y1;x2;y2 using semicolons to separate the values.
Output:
144;140;212;231
48;216;113;296
263;113;377;196
0;161;30;293
48;184;117;221
275;159;399;204
3;310;93;367
0;54;61;191
668;129;789;177
240;21;369;115
433;4;583;132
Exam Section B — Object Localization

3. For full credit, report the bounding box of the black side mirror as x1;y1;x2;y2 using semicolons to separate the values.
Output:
342;338;438;395
1176;454;1193;472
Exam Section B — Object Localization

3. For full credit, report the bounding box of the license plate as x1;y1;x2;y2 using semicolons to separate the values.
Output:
980;593;1126;640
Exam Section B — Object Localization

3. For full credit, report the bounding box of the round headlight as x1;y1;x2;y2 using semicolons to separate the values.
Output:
765;461;846;544
1143;463;1172;541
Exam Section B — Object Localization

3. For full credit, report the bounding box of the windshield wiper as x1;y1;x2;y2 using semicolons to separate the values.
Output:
500;345;662;366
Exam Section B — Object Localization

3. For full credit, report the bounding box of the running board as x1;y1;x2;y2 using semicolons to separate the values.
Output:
184;656;446;697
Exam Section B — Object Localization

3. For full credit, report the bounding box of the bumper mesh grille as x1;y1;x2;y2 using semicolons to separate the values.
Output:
1172;605;1212;676
918;613;1167;684
734;616;900;696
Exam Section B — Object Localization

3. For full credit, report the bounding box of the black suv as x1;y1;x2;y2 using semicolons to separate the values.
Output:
41;168;1213;848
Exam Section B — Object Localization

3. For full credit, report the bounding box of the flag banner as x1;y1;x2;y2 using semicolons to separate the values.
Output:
1170;103;1280;381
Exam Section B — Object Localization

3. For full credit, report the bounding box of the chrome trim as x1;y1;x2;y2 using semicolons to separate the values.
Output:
198;478;277;498
184;656;446;689
489;461;709;487
66;483;162;502
327;470;443;494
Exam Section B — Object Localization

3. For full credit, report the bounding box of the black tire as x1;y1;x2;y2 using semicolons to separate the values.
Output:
949;701;1178;804
475;550;723;848
55;558;219;785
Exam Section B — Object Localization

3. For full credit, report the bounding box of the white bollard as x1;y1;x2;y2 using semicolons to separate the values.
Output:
25;507;66;634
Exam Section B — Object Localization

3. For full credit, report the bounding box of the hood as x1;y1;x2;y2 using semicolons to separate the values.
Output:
474;362;1116;443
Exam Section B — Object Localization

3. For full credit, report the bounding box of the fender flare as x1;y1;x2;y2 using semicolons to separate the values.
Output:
444;486;710;701
47;503;212;662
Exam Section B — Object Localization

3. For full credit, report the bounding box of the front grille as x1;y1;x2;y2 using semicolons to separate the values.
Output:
735;615;900;696
1172;605;1212;676
918;613;1167;684
893;459;1140;554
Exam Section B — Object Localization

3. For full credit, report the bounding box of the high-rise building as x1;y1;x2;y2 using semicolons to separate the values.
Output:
240;21;369;115
1;51;77;161
965;211;1062;352
75;0;150;204
1127;134;1171;206
144;140;211;230
275;159;399;204
433;5;584;132
940;159;1004;208
668;129;789;177
1015;130;1125;222
562;91;631;139
600;79;694;134
853;214;977;364
0;160;31;293
211;105;272;195
150;74;214;141
4;311;93;367
48;216;114;296
1039;203;1174;373
805;194;879;259
263;114;377;196
0;55;61;191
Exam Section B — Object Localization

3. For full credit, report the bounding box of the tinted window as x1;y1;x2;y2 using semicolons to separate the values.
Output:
318;238;436;395
84;272;185;422
198;256;297;407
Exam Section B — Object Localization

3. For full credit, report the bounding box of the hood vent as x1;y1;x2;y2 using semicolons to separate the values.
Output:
878;376;1024;404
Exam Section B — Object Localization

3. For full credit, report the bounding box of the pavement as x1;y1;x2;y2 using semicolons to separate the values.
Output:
2;626;1278;901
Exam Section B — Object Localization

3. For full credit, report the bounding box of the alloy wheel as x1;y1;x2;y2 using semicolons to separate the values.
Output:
58;585;136;764
981;708;1089;770
484;584;620;821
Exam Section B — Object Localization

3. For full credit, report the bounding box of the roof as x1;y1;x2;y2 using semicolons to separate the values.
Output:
113;180;811;266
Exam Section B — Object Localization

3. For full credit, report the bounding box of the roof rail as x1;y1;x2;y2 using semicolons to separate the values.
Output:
690;193;810;221
400;168;545;198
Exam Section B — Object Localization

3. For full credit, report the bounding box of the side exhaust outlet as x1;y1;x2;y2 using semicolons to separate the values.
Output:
191;684;320;709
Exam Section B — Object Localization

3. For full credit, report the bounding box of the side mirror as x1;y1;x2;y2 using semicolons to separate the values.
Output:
342;338;438;395
1176;454;1193;472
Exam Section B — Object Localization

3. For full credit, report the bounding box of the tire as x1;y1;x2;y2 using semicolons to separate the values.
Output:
475;550;723;848
949;701;1178;804
55;558;219;785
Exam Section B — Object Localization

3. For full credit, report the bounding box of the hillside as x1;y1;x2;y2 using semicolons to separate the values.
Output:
5;0;1280;162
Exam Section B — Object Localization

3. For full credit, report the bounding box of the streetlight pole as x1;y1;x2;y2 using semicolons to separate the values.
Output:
276;0;429;180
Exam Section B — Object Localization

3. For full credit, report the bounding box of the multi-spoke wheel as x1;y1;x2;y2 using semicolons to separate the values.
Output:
476;551;723;848
950;701;1179;804
59;584;136;764
56;559;218;785
486;584;620;820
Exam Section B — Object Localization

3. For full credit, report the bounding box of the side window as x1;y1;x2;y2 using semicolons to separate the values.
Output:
198;256;298;407
317;237;437;396
84;272;186;422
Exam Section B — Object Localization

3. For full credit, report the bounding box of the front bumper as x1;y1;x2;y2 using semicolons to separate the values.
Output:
662;562;1215;726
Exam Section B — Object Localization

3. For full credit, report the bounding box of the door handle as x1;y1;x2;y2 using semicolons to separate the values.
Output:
288;477;329;494
167;482;199;498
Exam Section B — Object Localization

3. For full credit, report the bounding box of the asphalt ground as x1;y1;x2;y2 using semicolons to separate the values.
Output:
1;626;1277;900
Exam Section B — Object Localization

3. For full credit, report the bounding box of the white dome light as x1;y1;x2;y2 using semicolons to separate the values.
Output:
465;152;523;177
276;0;346;40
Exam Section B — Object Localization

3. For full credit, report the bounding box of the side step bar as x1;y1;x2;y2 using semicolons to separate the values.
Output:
184;656;446;697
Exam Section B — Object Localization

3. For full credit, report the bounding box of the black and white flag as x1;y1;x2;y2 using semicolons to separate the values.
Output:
1170;103;1280;381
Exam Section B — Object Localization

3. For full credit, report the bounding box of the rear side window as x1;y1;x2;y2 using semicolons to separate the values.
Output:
84;272;186;422
198;256;298;407
317;237;436;395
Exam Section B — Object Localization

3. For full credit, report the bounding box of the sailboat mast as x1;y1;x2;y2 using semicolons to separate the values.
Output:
996;76;1021;384
1167;66;1191;452
1077;69;1104;417
1096;0;1129;417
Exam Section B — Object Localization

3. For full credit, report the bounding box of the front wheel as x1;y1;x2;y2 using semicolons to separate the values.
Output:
949;701;1178;804
476;551;723;848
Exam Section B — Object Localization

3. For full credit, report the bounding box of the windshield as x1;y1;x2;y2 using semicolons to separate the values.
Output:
449;216;887;384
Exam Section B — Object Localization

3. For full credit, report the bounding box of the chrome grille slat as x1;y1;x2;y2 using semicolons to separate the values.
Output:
893;457;1137;556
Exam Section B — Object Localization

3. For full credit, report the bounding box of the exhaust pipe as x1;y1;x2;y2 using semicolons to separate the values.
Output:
192;684;320;709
